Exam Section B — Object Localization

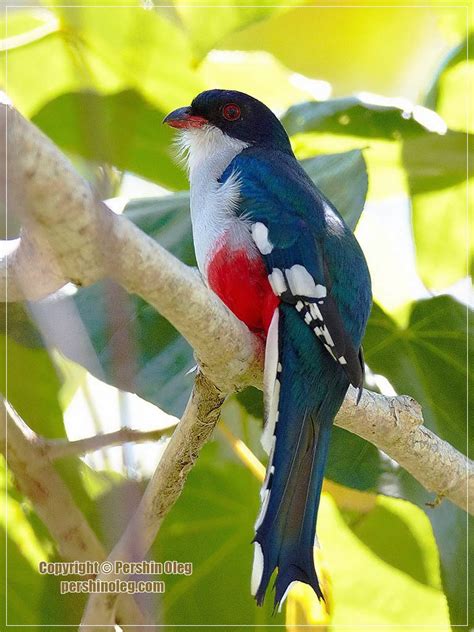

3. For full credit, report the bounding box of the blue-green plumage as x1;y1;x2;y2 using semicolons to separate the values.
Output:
221;146;371;608
165;89;372;611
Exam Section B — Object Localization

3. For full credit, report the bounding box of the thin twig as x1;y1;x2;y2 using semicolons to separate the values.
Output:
44;424;177;460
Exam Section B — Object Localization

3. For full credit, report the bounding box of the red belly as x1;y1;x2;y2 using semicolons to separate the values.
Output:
207;244;279;334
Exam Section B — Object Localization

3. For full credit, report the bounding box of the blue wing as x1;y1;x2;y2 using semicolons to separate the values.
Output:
221;147;370;391
220;148;372;608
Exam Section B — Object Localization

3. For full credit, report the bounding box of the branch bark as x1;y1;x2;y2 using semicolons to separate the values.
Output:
1;100;472;515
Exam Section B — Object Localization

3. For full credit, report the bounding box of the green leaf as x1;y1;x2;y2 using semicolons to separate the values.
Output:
174;1;297;59
364;295;471;455
0;334;66;438
1;456;88;626
219;6;462;100
32;90;187;190
283;97;473;196
1;5;202;118
424;32;474;132
151;441;284;624
410;179;473;289
320;493;450;629
282;95;433;139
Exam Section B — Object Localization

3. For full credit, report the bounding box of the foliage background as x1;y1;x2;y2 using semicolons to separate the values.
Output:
0;0;472;629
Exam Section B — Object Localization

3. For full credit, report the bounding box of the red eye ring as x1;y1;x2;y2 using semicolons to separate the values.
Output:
222;103;241;121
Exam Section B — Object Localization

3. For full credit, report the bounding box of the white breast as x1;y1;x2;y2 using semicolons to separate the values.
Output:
177;126;253;277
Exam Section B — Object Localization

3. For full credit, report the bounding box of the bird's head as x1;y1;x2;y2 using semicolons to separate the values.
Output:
163;89;293;157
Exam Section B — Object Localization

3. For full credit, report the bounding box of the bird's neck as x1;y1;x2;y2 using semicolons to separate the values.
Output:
178;127;249;185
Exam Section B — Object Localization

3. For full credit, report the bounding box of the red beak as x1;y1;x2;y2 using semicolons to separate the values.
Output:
163;106;208;129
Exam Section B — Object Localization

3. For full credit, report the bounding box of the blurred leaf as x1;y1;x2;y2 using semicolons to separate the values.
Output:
0;335;66;438
282;95;437;139
219;6;457;101
291;492;450;630
410;179;473;289
0;303;44;348
151;441;284;624
424;32;474;132
32;90;186;190
174;1;297;59
0;456;87;625
402;130;473;194
1;5;201;117
364;296;471;455
283;97;473;196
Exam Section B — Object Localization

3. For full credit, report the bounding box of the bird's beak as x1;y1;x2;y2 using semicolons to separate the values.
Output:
163;106;208;129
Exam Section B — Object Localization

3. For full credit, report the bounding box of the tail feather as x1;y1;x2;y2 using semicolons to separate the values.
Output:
253;304;349;609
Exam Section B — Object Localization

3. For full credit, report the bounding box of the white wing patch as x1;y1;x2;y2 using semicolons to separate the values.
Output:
251;222;273;255
251;542;265;596
285;264;326;298
261;309;280;454
268;269;287;295
268;265;327;301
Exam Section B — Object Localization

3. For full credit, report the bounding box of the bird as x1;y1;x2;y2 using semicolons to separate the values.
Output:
164;89;372;610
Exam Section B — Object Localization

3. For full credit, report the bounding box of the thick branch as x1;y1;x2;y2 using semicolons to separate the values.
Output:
80;372;225;627
1;102;472;516
0;403;148;629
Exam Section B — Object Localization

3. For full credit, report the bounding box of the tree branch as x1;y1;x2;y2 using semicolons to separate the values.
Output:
43;423;177;460
1;100;472;517
0;403;148;629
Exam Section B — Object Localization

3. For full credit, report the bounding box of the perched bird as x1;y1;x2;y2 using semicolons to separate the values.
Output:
164;90;372;609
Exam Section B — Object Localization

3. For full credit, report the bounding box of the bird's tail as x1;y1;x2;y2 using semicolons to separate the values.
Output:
252;304;349;609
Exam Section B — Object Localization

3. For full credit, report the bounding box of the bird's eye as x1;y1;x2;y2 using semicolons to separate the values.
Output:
222;103;241;121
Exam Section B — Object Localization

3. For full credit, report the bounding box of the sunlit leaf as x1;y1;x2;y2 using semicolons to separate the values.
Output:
364;295;471;455
219;5;458;101
410;179;473;289
317;493;450;629
1;4;202;117
173;1;297;60
0;334;66;438
424;32;474;132
151;441;284;624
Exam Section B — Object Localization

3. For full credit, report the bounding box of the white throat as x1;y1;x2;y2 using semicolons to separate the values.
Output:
177;126;251;276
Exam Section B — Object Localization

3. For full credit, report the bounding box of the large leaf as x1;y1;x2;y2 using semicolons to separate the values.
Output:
318;493;450;630
32;90;187;190
363;296;472;623
409;178;473;290
173;0;297;60
282;95;440;139
151;441;283;624
0;334;66;438
364;296;471;454
219;5;463;100
283;97;473;195
424;32;474;132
